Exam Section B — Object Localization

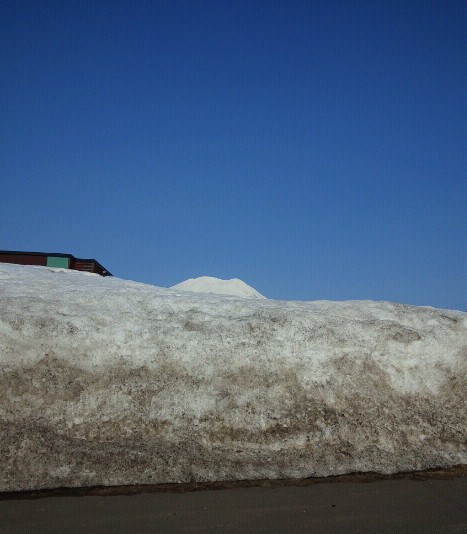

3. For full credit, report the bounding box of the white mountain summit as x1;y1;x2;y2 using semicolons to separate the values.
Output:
171;276;266;299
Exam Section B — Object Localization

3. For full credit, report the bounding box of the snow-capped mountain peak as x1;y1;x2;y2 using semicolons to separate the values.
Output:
170;276;266;299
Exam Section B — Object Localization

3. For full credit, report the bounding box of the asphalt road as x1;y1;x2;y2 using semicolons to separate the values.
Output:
1;477;466;534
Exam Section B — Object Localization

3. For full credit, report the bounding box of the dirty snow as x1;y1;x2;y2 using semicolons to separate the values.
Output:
0;263;466;491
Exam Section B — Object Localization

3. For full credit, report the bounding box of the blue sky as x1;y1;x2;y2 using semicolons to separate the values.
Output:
1;1;466;308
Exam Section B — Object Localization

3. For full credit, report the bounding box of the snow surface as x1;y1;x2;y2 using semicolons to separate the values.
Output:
0;263;466;491
171;276;266;298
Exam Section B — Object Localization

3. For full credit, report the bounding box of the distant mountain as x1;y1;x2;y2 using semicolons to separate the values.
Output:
171;276;266;299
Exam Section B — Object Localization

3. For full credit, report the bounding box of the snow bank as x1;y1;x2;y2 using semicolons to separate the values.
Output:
0;263;466;491
171;276;266;298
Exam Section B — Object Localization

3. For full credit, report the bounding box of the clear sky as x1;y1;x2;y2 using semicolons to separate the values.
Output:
1;1;466;308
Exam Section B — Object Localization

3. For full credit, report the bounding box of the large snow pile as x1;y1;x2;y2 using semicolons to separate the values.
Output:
0;263;466;492
171;276;266;298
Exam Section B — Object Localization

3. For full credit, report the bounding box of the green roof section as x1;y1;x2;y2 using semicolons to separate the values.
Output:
46;256;70;269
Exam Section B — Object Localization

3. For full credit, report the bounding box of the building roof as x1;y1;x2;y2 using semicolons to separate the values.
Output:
0;250;112;276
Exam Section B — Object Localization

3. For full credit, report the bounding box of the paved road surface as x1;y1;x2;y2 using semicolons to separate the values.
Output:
1;478;466;533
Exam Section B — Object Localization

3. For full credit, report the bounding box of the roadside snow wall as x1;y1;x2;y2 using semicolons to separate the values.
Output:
0;263;466;491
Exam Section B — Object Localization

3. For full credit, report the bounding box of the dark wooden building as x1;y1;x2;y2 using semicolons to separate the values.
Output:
0;251;112;277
